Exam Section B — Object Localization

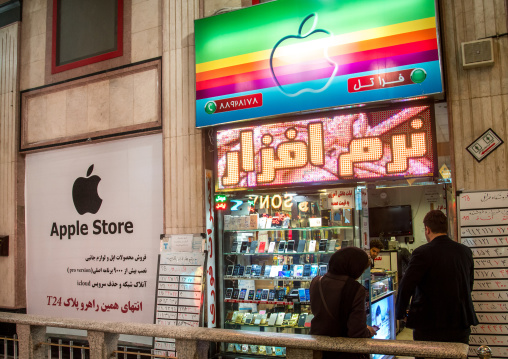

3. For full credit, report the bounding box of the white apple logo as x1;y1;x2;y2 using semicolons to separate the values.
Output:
269;13;338;97
72;164;102;215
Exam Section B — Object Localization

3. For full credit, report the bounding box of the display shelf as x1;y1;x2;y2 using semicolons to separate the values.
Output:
371;290;395;303
224;276;313;282
224;251;336;256
224;226;353;233
225;322;309;330
224;299;310;305
220;352;286;359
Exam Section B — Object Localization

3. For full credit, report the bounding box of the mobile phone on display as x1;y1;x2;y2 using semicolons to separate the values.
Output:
255;265;262;276
277;289;286;301
286;240;295;252
318;239;328;252
251;265;260;276
232;288;240;299
310;264;318;277
264;265;272;277
297;313;308;327
303;264;311;277
231;240;239;253
296;240;306;252
298;288;307;302
238;265;245;276
226;265;234;276
275;312;286;325
225;288;233;299
260;264;266;276
239;288;247;300
261;289;269;301
319;264;328;275
240;241;249;253
268;313;278;326
278;240;286;252
327;239;336;252
245;265;252;276
248;290;255;300
255;289;263;301
308;240;317;252
305;288;310;302
249;241;258;253
294;264;303;277
232;264;241;276
268;289;276;301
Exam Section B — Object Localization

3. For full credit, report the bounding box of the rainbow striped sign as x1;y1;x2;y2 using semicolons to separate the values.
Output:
195;0;443;128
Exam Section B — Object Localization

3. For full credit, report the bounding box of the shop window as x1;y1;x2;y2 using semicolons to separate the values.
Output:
52;0;123;74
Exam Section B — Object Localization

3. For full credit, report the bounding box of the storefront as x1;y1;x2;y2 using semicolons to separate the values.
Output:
194;0;447;356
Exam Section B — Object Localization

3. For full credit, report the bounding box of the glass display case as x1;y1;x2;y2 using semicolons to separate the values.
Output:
217;190;361;358
371;274;396;302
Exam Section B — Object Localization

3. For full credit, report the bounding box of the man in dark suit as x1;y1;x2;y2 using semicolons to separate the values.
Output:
395;210;478;344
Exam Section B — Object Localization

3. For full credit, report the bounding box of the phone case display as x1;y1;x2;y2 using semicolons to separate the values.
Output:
219;191;360;358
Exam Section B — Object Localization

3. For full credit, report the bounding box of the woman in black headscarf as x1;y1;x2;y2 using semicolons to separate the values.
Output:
310;247;377;359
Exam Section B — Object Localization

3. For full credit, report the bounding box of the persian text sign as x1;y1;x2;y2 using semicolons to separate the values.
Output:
195;0;442;127
216;105;436;190
26;135;163;323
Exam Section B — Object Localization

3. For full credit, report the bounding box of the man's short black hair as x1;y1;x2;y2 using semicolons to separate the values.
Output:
370;238;384;250
423;210;448;234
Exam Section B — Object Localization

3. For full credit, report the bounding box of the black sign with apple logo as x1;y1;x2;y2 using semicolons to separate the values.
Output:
72;165;103;215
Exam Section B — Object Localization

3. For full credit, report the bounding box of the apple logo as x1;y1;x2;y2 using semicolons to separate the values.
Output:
269;13;338;97
72;164;102;215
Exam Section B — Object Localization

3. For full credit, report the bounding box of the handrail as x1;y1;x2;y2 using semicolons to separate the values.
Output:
0;312;470;359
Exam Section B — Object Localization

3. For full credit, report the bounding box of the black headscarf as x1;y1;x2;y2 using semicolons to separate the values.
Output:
328;247;369;279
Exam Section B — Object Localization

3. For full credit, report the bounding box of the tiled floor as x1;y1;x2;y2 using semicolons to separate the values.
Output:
396;327;414;341
395;328;414;359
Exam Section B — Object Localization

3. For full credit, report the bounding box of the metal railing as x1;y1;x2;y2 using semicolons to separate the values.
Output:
0;312;486;359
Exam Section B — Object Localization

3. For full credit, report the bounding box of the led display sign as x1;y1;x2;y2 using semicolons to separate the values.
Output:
195;0;443;128
216;105;436;190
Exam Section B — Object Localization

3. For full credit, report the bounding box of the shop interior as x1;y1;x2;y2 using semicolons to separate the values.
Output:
214;101;453;358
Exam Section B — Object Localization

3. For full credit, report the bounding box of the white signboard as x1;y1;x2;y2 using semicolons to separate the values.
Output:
154;252;205;358
327;187;356;209
26;135;163;323
459;190;508;358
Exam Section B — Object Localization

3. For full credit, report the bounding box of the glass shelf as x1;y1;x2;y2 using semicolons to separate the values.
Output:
225;276;314;282
220;352;286;359
224;251;336;256
371;290;396;303
225;322;309;330
224;226;354;233
224;299;310;305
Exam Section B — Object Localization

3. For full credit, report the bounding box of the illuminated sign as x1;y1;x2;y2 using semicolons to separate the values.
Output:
215;194;227;203
251;194;294;210
215;203;227;210
230;200;243;211
216;105;436;190
195;0;443;128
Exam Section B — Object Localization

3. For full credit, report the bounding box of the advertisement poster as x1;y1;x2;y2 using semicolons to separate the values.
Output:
25;134;163;323
195;0;442;127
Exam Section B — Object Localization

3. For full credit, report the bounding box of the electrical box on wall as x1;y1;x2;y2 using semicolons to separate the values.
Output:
461;38;494;68
0;235;8;256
